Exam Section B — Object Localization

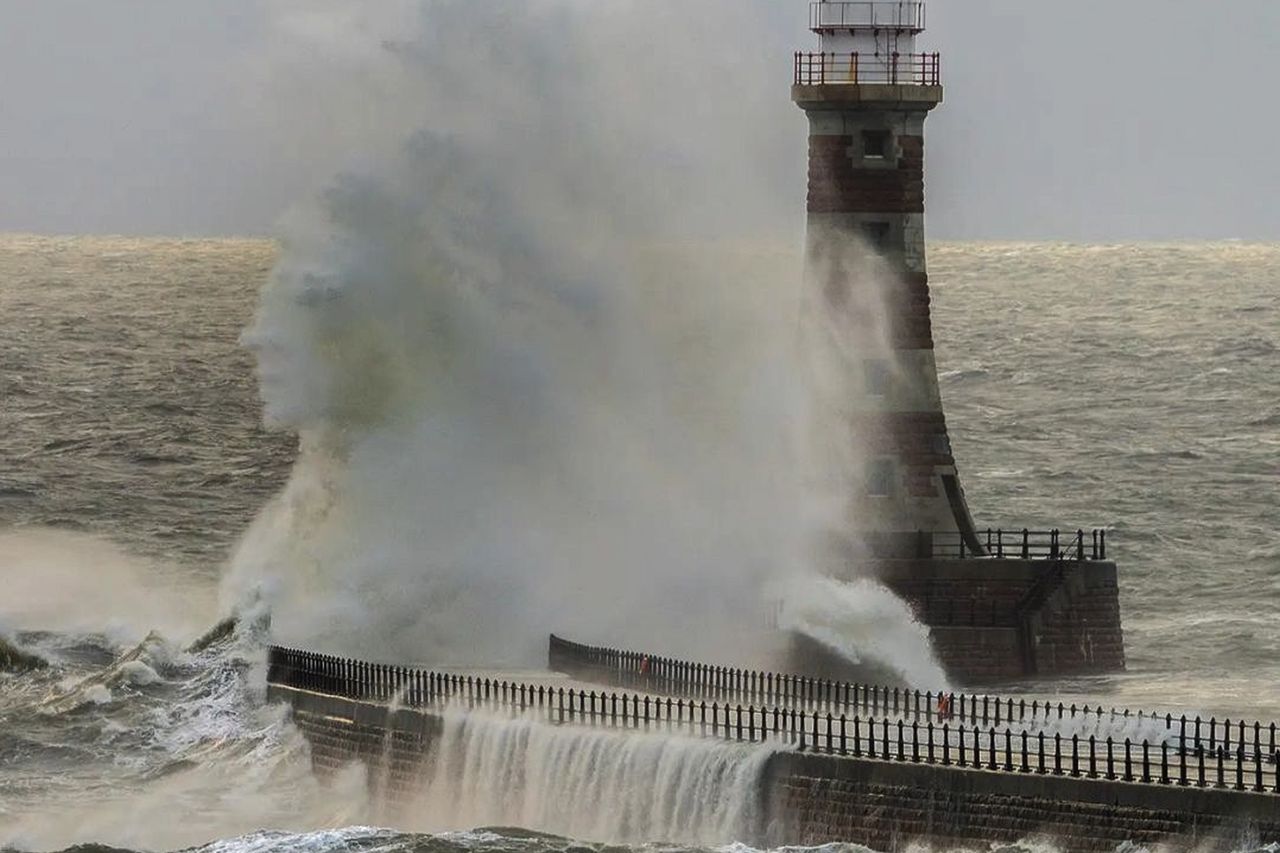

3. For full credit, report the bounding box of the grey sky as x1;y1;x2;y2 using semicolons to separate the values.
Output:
1;0;1277;241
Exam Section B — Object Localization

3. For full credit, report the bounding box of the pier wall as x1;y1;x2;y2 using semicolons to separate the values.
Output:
269;684;440;800
767;751;1280;852
868;558;1126;682
267;653;1280;853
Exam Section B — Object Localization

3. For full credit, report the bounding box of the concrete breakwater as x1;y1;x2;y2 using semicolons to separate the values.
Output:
266;646;1280;851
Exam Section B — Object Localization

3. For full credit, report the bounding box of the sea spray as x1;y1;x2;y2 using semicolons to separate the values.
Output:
223;0;951;682
776;576;949;691
413;709;775;844
222;2;811;668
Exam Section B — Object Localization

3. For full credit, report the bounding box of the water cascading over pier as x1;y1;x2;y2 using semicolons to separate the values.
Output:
268;645;1280;852
418;711;772;843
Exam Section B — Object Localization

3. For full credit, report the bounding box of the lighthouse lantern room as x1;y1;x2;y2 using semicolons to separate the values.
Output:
799;2;938;86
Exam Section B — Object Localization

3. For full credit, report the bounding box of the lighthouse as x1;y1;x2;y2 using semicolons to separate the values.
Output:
790;3;1126;683
794;1;981;559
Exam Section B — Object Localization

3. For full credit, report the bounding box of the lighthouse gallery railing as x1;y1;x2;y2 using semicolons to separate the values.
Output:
794;52;941;86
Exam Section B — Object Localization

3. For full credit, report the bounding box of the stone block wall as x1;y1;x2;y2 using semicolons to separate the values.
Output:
928;626;1025;682
857;558;1125;682
270;678;1277;852
766;752;1280;853
1028;561;1126;675
269;684;438;802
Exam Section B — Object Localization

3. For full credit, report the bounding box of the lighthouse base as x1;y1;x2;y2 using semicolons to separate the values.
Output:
807;558;1126;685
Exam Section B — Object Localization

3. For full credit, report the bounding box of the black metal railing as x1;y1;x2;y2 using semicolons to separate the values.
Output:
931;528;1108;561
794;52;941;86
269;645;1280;795
548;636;1279;771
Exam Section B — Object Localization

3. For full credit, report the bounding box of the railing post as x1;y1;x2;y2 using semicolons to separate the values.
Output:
1022;529;1030;559
1088;736;1097;779
941;724;949;765
988;727;997;770
1253;724;1264;792
1020;731;1029;772
1004;729;1014;771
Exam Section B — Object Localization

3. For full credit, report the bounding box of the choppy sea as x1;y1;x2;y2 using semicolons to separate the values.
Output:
0;235;1277;852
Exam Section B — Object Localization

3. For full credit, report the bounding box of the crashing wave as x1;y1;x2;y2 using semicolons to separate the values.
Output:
0;633;48;672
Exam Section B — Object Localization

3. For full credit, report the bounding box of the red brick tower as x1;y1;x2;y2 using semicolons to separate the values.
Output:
794;1;982;559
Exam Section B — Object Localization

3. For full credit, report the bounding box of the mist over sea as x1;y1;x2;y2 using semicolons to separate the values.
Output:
1;234;1277;852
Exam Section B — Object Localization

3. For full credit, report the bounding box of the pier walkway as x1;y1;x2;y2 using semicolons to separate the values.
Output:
268;643;1280;796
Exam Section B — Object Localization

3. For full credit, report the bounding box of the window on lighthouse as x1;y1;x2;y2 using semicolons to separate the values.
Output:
862;221;891;249
862;130;890;159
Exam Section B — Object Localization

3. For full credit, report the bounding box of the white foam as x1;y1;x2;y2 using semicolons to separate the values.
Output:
411;709;776;845
112;660;163;687
776;576;950;691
